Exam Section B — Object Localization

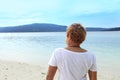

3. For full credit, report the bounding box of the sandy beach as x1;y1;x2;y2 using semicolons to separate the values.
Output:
0;32;120;80
0;59;120;80
0;59;48;80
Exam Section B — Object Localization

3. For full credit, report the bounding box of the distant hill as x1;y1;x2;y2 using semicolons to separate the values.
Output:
0;23;67;32
103;27;120;31
86;27;120;31
86;28;105;31
0;23;120;32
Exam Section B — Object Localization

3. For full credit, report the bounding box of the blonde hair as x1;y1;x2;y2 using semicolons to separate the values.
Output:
66;23;86;44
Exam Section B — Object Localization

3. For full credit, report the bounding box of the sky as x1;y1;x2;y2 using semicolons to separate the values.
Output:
0;0;120;27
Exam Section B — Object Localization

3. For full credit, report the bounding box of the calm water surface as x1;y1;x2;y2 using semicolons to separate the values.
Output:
0;31;120;79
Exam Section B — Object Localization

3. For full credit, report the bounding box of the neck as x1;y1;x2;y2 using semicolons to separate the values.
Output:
66;42;81;48
67;44;80;48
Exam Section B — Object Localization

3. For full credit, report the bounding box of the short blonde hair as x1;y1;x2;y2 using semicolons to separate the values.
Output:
66;23;86;44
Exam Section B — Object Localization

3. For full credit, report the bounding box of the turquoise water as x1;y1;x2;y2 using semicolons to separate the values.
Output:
0;32;66;64
0;32;120;63
0;31;120;79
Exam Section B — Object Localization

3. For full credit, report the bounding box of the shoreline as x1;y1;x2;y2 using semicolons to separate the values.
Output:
0;59;120;80
0;59;47;80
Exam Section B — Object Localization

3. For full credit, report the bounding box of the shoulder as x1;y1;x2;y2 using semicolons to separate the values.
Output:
52;48;64;55
86;51;96;59
86;51;94;55
53;48;64;53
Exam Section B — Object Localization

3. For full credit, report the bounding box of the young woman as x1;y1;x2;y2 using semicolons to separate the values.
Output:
46;23;97;80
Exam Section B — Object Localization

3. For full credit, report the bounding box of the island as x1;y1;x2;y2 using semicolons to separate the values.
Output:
0;23;120;32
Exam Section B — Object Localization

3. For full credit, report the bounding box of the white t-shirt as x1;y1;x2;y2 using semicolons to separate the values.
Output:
48;48;97;80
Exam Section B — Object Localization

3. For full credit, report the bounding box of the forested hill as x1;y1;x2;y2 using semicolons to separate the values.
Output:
0;23;120;32
0;23;67;32
86;27;120;31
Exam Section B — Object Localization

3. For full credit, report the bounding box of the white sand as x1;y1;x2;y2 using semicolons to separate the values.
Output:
0;59;120;80
0;60;47;80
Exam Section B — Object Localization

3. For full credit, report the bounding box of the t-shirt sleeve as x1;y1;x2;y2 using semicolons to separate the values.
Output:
89;54;97;71
48;49;58;67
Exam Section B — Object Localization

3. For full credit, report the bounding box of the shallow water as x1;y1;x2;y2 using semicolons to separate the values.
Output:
0;31;120;80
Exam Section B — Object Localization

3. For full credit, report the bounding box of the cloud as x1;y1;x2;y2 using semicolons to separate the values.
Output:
0;0;120;27
1;0;119;17
68;0;120;16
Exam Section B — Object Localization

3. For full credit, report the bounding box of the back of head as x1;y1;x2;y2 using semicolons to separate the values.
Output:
66;23;86;44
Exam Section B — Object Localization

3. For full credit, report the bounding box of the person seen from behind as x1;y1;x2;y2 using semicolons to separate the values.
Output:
46;23;97;80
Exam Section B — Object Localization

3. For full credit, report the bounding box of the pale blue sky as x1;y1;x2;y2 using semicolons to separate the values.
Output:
0;0;120;27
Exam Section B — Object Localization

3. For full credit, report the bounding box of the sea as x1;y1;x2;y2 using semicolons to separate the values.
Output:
0;31;120;80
